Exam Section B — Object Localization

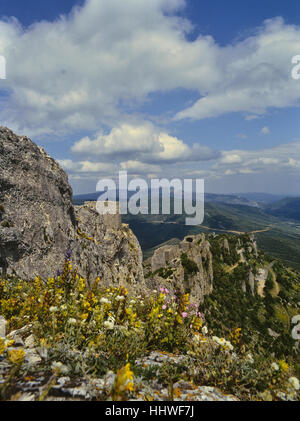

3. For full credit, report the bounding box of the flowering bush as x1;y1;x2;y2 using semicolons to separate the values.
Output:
0;256;299;401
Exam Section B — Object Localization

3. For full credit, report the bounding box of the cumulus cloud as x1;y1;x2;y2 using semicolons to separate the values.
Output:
0;1;298;136
71;122;219;164
220;153;242;164
59;137;300;193
175;18;300;121
0;0;220;135
213;142;300;177
0;0;299;194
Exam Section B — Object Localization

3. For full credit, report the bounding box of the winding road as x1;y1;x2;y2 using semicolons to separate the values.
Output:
199;225;273;235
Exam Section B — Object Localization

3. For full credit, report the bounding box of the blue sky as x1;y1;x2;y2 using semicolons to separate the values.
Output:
0;0;300;195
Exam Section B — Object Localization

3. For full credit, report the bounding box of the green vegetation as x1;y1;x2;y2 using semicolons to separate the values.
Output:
0;254;299;401
123;201;300;269
199;238;300;361
181;253;199;279
264;197;300;221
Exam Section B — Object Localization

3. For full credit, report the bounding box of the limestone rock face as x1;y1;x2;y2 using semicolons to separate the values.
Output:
146;233;213;303
0;127;144;290
0;127;76;279
73;202;144;289
145;232;261;303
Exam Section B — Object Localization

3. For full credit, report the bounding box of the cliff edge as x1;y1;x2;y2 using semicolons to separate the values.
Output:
0;127;144;290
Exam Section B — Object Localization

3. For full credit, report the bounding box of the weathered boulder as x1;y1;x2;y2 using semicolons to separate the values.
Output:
0;127;144;290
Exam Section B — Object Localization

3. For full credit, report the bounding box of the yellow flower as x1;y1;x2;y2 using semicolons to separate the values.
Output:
0;337;5;355
7;349;26;365
176;315;183;324
40;338;49;348
278;360;289;372
113;363;134;399
77;278;86;292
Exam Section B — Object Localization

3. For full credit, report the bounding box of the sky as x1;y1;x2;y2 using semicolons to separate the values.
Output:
0;0;300;195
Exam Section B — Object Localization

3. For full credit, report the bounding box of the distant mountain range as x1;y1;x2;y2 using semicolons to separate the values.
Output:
73;191;300;268
234;192;289;203
263;197;300;221
73;191;292;206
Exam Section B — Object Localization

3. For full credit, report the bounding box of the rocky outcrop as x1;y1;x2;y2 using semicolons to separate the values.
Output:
0;322;239;401
145;232;263;303
248;271;255;296
0;127;144;290
145;233;213;303
73;202;144;288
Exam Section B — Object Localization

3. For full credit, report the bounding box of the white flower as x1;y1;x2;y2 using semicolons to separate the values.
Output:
61;305;67;311
245;354;254;364
103;321;114;330
291;315;300;324
104;316;115;330
115;296;125;302
100;297;110;305
271;362;279;371
49;306;58;313
289;377;300;391
212;336;233;351
193;334;206;345
212;336;225;346
201;326;208;335
67;318;77;325
129;300;136;305
226;341;234;351
51;361;69;374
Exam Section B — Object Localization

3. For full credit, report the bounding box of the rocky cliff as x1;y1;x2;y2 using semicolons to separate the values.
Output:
0;127;144;290
145;233;214;303
144;232;261;303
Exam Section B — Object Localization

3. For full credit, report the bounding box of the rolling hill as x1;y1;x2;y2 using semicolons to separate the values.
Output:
73;192;300;269
264;197;300;221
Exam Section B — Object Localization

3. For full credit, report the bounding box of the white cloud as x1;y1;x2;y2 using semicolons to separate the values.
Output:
0;2;298;135
120;160;160;175
245;115;261;121
0;0;220;135
175;18;300;120
213;141;300;177
58;159;115;174
261;126;271;135
60;137;300;192
220;153;242;164
71;122;219;164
